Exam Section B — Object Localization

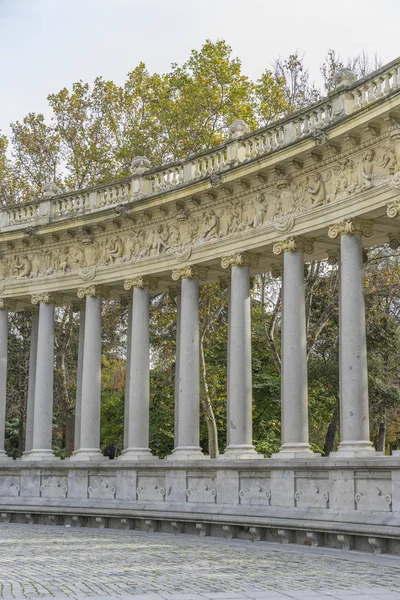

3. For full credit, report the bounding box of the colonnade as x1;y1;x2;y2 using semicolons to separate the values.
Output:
0;221;376;461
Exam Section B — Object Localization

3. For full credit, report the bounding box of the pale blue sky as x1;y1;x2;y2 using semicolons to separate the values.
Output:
1;0;400;138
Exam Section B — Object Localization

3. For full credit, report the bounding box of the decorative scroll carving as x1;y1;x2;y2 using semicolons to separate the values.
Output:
221;252;259;269
31;293;59;305
336;534;353;551
0;299;15;310
270;264;283;278
123;277;158;291
273;237;314;255
328;220;373;239
327;249;340;265
77;285;108;299
387;199;400;218
171;266;208;281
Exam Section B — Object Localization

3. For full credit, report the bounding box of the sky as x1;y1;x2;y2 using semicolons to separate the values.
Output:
1;0;400;138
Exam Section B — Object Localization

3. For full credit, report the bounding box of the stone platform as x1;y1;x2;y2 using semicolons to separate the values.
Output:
1;458;400;556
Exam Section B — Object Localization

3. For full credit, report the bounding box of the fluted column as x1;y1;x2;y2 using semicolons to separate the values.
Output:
328;220;375;456
0;300;12;460
25;309;39;453
220;253;260;459
272;237;316;458
23;293;58;460
120;277;157;460
167;265;208;459
71;285;105;461
73;304;85;453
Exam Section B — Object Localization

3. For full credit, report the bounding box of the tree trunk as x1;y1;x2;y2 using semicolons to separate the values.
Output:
376;416;386;453
323;420;338;456
199;332;219;458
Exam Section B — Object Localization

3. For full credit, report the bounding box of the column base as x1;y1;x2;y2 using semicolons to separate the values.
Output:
272;443;320;459
118;448;159;461
330;440;376;458
69;448;108;461
166;446;208;460
219;445;263;460
22;449;59;461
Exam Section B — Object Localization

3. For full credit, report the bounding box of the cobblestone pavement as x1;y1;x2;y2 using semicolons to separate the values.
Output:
0;525;400;600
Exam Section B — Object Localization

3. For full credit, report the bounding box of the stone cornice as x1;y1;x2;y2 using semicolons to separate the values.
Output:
77;285;109;299
328;220;373;239
273;237;314;255
221;252;259;269
123;277;158;291
171;266;208;281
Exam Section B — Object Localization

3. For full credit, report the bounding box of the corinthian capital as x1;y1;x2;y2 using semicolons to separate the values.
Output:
0;298;15;310
273;237;314;255
77;285;109;299
31;293;60;305
220;252;259;269
328;220;373;239
171;265;208;281
124;276;158;291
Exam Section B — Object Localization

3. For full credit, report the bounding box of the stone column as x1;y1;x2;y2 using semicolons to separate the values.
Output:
120;277;157;460
23;293;58;460
168;287;181;448
328;220;375;456
167;265;208;459
73;305;85;453
25;309;39;453
220;253;260;459
71;286;105;461
123;297;132;450
272;237;316;458
0;300;12;460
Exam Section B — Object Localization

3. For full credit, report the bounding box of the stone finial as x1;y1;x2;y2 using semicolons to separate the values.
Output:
221;252;259;269
131;156;152;174
228;119;250;139
273;237;314;255
328;220;373;239
123;276;158;291
31;293;60;305
77;285;108;299
332;67;357;89
171;265;208;281
41;182;61;198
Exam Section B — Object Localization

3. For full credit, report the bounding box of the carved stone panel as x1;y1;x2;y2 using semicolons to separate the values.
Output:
136;472;166;502
186;472;217;503
238;471;271;505
294;472;329;509
39;473;68;499
0;473;21;497
87;473;116;500
354;471;392;511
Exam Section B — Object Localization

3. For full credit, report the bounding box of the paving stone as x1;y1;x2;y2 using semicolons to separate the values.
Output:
0;525;399;600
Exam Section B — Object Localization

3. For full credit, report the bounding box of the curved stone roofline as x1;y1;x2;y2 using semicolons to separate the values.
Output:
2;56;399;222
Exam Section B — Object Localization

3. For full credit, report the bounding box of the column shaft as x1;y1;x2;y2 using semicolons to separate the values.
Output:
336;232;374;455
120;286;155;459
223;265;258;458
123;300;133;450
174;293;181;447
169;277;204;459
25;311;39;452
0;308;9;457
74;308;85;452
71;295;103;460
24;302;56;460
276;250;313;457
